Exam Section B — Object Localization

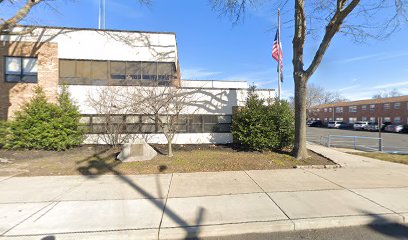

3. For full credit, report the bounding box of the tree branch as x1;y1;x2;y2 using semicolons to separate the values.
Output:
0;0;41;32
305;0;360;79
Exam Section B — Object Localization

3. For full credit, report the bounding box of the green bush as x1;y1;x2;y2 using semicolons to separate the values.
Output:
3;86;84;151
0;121;10;148
231;88;294;151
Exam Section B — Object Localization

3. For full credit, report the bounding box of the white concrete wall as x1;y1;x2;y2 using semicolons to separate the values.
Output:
1;27;177;64
67;85;275;115
181;80;248;89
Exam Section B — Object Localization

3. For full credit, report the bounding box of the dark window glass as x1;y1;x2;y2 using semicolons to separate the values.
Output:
126;62;141;80
110;61;126;79
142;62;157;80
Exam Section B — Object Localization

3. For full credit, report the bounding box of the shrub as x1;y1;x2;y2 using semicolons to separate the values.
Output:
0;121;10;148
4;86;84;151
232;88;294;151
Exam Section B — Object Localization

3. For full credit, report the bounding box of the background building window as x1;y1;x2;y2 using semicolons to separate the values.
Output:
349;106;357;112
394;102;400;109
362;117;367;121
335;107;343;113
369;104;375;111
329;108;332;112
384;117;391;122
384;103;390;110
370;117;375;123
361;105;367;110
336;117;343;121
5;56;38;83
349;117;357;123
394;117;401;123
324;108;327;112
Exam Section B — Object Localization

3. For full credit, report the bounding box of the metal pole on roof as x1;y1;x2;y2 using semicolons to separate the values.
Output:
98;0;106;29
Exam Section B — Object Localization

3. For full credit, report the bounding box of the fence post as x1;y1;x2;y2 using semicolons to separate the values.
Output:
327;135;331;148
379;138;383;152
354;136;357;150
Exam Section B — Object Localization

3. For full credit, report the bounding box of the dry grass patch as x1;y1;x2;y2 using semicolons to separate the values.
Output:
350;152;408;165
0;145;333;177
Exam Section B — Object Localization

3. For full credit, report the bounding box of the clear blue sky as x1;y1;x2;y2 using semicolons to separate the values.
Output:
5;0;408;100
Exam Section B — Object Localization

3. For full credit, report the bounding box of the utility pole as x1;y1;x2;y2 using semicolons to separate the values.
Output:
98;0;106;30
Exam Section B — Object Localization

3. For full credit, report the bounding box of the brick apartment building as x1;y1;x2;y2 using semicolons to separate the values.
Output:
0;25;275;145
308;95;408;125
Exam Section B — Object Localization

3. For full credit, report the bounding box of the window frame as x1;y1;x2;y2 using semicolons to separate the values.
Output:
4;56;38;83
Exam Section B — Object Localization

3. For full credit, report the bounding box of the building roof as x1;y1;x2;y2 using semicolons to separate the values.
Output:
12;25;177;35
313;95;408;109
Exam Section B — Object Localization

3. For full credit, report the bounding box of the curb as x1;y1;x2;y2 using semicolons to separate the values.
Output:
159;214;405;239
295;164;341;169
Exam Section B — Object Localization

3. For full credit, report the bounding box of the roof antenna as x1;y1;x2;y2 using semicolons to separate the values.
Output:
98;0;106;29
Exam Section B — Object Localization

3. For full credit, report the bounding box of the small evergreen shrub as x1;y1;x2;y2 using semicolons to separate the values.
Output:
232;88;294;151
0;121;10;148
4;86;84;151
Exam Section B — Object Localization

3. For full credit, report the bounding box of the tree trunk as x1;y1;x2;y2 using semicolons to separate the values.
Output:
167;138;173;157
292;75;309;160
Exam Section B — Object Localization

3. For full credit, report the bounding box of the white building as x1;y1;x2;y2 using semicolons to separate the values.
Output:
0;26;275;144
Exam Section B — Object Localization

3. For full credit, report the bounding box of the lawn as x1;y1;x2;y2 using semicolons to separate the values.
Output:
0;144;334;177
350;152;408;165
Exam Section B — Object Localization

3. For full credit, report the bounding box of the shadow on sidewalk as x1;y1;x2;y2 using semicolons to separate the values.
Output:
76;150;206;240
360;210;408;239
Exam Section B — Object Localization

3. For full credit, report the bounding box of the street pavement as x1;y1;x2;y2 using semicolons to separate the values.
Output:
204;224;408;240
307;127;408;153
1;145;408;239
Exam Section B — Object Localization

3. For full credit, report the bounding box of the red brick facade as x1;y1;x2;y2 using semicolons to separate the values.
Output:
308;96;408;124
0;41;59;120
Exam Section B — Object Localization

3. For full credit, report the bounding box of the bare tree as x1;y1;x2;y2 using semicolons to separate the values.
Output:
372;88;403;99
211;0;408;159
87;87;133;147
289;84;347;117
125;85;197;157
0;0;42;34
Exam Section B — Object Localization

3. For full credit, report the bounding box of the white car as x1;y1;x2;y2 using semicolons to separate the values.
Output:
327;121;342;128
353;121;369;130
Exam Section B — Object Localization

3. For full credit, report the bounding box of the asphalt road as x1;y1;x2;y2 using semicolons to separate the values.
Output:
203;224;408;240
307;127;408;153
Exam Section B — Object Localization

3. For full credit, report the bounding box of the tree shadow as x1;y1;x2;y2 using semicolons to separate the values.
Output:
76;149;206;239
360;210;408;239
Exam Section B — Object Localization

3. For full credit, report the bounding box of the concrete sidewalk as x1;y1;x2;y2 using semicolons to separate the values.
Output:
1;146;408;239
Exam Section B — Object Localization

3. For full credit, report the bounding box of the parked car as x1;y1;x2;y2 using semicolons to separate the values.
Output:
309;120;323;127
327;121;342;128
306;120;313;126
364;122;380;131
381;122;392;131
384;124;404;133
339;122;353;129
353;121;369;130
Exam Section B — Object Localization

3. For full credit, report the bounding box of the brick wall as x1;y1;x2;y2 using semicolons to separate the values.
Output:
309;101;408;124
0;41;59;120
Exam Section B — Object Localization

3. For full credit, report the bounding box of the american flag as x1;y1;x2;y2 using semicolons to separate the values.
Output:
272;27;283;81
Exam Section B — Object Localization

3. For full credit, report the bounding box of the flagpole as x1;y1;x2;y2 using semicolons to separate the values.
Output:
277;8;282;101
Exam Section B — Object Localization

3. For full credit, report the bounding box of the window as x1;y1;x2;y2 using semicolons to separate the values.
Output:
394;102;400;109
335;107;343;113
60;59;176;86
394;117;401;123
349;106;357;112
369;104;375;111
384;117;391;122
362;105;367;111
349;117;357;123
329;108;332;112
324;118;328;122
5;56;38;83
370;117;376;123
324;108;327;112
329;118;333;121
336;117;343;121
384;103;390;110
362;117;367;121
